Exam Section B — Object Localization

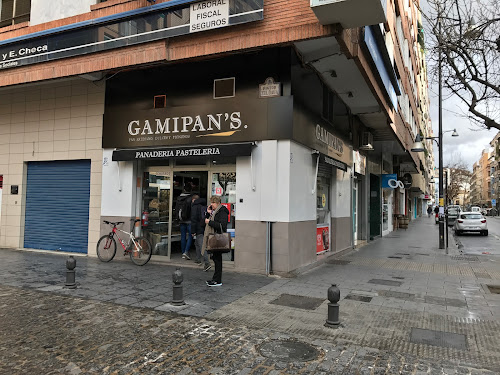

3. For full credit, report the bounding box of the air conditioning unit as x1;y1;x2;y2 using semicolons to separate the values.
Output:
359;132;374;151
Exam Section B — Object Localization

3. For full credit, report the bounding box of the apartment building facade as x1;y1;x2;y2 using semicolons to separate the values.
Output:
0;0;433;275
470;149;493;208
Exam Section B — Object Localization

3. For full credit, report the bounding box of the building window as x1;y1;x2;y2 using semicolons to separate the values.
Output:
0;0;31;28
214;78;235;99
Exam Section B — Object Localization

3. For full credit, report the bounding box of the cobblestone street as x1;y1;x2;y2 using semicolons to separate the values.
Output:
1;218;500;374
0;285;497;375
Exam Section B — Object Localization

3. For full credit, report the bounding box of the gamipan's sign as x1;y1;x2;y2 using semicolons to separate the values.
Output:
103;98;285;149
127;111;243;141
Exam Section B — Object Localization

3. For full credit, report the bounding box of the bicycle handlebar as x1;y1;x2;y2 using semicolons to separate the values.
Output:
103;220;125;226
103;219;141;226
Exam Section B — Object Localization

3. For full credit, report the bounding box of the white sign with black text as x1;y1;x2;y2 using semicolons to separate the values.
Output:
259;77;281;98
190;0;229;33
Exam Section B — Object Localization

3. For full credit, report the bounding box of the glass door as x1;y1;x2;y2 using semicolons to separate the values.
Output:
211;171;236;261
143;168;172;257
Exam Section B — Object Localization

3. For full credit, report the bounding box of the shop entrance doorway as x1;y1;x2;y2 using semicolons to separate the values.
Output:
142;164;236;262
369;174;381;239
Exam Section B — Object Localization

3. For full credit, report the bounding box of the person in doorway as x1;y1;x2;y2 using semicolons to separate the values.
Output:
191;194;211;272
175;184;193;260
427;206;432;218
202;196;229;287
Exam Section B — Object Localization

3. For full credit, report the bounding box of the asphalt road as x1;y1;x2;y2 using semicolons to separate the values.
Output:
455;217;500;256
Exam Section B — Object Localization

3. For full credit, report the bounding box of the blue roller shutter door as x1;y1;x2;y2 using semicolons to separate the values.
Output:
24;160;91;253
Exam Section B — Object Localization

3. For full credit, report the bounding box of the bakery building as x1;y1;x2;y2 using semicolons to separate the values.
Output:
0;0;429;275
100;47;353;274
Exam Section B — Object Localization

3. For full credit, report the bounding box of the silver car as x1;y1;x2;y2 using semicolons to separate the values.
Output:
454;212;488;236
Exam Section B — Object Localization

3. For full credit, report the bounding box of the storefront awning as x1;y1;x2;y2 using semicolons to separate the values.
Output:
112;142;254;161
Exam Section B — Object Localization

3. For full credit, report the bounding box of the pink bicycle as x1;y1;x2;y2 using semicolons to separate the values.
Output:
96;220;152;266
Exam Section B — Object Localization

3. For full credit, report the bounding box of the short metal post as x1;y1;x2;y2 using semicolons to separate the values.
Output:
64;256;77;289
171;267;185;306
325;284;340;328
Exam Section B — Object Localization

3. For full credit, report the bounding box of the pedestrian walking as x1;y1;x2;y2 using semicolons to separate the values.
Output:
191;194;211;272
202;196;229;287
175;184;193;260
427;206;432;218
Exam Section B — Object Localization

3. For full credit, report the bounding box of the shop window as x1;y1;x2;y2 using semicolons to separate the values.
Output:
214;77;235;99
316;175;331;253
0;0;31;28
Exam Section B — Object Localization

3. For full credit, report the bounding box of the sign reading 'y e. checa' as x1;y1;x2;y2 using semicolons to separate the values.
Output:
190;0;229;33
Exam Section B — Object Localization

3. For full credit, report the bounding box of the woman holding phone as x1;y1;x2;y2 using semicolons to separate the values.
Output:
202;195;229;287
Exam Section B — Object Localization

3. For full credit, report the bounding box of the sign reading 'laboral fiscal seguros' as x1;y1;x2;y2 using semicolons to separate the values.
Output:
190;0;229;33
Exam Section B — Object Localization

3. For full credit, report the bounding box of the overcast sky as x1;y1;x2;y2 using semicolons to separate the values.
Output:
421;0;498;171
428;89;497;170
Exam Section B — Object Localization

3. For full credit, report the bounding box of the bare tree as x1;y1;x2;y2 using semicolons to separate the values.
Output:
423;0;500;130
445;154;472;204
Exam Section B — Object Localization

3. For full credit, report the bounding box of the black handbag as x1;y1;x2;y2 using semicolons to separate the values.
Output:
207;223;231;252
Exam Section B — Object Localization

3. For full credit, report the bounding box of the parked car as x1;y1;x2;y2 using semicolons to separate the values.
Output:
454;212;488;236
471;206;481;213
446;205;461;226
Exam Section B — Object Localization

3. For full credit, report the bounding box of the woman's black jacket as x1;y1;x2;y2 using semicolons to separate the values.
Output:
207;205;229;233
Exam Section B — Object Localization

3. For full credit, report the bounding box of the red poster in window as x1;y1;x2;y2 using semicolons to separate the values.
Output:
221;203;231;223
316;225;330;254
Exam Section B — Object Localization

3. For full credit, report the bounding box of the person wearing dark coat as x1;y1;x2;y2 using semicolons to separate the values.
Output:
202;195;229;287
191;195;211;271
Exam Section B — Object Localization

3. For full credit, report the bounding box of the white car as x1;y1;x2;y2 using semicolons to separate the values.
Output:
454;212;488;236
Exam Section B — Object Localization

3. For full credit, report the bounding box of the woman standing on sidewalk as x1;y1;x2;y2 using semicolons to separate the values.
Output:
202;196;229;287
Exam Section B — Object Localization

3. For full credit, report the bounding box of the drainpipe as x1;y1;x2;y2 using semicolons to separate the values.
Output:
265;221;273;276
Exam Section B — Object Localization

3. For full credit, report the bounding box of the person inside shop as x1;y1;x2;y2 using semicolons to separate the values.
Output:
202;196;229;287
191;194;211;272
175;184;193;260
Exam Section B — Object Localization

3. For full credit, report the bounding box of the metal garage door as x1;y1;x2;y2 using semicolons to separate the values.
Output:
24;160;91;253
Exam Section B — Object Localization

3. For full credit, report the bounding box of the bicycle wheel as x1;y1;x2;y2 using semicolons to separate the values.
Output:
129;237;152;266
96;235;117;262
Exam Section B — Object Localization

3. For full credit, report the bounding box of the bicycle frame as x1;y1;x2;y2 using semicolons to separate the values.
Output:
111;226;141;253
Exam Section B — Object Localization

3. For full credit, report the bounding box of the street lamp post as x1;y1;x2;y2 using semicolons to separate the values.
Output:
438;19;444;249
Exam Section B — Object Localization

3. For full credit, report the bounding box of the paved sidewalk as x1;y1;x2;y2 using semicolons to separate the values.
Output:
1;217;500;374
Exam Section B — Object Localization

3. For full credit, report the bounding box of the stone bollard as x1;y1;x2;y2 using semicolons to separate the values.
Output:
325;284;340;328
171;267;185;305
64;256;77;289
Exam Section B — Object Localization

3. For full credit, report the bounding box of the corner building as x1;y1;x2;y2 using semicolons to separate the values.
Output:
0;0;431;275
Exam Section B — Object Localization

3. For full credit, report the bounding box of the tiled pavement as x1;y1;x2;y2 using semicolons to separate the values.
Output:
1;217;500;373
